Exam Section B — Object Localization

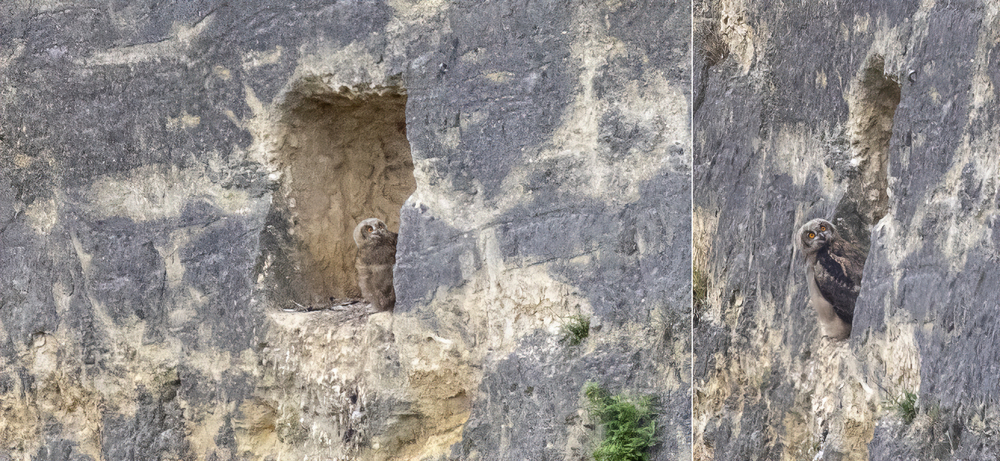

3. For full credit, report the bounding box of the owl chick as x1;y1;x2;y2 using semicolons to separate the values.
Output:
354;218;398;312
796;218;866;340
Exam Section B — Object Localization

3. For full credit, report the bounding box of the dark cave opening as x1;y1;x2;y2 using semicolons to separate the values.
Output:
260;84;415;308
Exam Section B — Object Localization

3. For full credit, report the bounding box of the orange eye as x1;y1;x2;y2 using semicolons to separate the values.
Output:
819;225;826;231
808;231;816;239
366;226;373;233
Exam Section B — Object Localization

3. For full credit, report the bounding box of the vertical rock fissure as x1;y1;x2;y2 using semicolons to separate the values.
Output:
793;55;902;459
693;4;730;116
834;54;900;253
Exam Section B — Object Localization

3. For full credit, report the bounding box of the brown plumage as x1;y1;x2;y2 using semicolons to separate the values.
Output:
353;218;398;312
796;218;866;339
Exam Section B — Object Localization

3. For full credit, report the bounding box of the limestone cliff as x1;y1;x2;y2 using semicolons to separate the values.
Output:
0;1;691;460
695;1;1000;460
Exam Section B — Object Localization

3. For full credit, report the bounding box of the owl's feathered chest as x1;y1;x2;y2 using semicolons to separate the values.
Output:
356;233;397;266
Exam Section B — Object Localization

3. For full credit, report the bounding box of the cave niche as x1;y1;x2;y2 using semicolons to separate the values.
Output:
261;83;415;308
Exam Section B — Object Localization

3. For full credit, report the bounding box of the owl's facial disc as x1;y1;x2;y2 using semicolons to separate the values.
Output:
367;222;390;239
803;226;827;248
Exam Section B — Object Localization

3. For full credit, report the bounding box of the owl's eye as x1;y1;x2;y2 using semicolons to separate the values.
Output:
378;223;385;229
366;226;373;233
808;231;816;239
819;225;827;231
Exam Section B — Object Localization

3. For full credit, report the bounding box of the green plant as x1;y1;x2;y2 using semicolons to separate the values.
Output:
584;382;657;461
886;390;918;424
561;315;590;346
692;269;708;311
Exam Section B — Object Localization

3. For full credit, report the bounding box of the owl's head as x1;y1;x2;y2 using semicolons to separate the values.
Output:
354;217;391;247
797;218;837;254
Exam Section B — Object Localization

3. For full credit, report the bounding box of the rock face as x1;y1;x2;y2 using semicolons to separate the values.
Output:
0;1;690;460
695;1;1000;460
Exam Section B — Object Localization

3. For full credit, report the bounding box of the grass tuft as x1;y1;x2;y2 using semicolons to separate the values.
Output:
584;382;657;461
561;315;590;346
693;269;708;312
886;390;918;424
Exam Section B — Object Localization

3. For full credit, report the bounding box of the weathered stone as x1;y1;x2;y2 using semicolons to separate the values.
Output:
695;1;1000;460
1;0;690;459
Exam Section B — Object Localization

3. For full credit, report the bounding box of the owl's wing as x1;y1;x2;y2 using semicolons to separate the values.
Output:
829;239;866;285
813;243;865;323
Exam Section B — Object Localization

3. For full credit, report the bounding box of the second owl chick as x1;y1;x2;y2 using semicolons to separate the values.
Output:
354;217;398;312
796;218;866;340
